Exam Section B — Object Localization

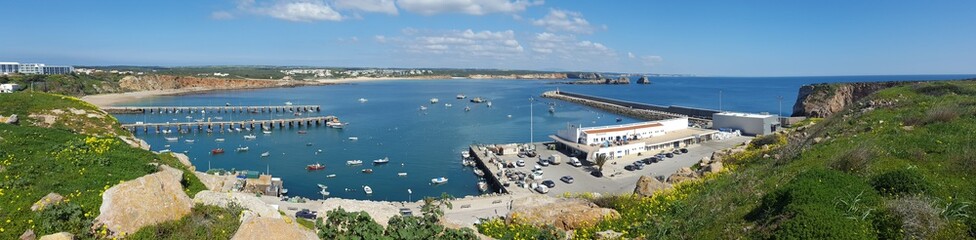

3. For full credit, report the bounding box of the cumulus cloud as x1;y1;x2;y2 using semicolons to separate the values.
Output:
530;32;615;58
374;35;388;43
232;0;343;22
640;55;664;66
532;9;594;34
211;11;235;20
401;29;524;58
334;0;398;15
397;0;542;15
628;52;636;59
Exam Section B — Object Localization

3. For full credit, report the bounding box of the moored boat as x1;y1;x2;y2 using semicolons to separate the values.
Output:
478;181;489;192
185;139;195;143
473;169;485;177
348;136;358;141
363;186;373;194
464;106;471;112
260;152;270;157
431;177;449;184
444;103;452;107
430;98;439;104
398;172;408;177
373;157;390;165
461;150;471;159
236;146;249;152
165;137;179;142
244;134;256;140
319;190;330;197
548;106;555;113
297;130;307;134
486;101;492;108
215;138;225;142
419;105;427;111
346;160;363;165
326;174;337;178
361;169;373;174
306;163;325;170
211;148;225;154
317;184;328;189
470;97;485;103
358;98;368;103
262;130;272;134
456;94;466;99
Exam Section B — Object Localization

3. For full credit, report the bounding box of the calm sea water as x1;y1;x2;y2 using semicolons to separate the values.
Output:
112;75;974;201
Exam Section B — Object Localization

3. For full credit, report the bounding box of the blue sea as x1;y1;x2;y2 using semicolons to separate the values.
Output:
111;74;974;201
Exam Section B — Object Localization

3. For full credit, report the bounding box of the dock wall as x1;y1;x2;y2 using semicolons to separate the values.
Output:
542;91;713;125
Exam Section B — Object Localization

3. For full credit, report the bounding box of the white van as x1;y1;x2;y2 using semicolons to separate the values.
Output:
535;185;549;194
569;157;582;167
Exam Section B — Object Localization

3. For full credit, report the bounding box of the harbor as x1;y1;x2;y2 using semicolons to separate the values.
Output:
121;116;338;133
542;90;717;126
102;105;321;114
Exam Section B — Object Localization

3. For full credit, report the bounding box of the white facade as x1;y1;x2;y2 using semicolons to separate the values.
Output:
0;62;19;75
554;118;717;159
1;83;21;93
0;62;74;75
712;112;780;136
558;118;689;145
42;65;74;75
18;63;43;74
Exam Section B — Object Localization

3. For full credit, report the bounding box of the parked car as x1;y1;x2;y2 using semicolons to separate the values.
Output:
624;165;635;171
633;164;645;170
399;208;413;216
666;153;675;158
672;149;682;155
633;161;645;166
538;159;550;166
560;176;574;184
541;180;556;188
680;148;689;153
591;171;604;178
295;209;317;219
525;151;537;158
535;185;549;194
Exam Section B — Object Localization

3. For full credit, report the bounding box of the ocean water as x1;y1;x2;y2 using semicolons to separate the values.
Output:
112;75;974;201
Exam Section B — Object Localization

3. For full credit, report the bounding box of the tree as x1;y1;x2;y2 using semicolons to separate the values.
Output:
595;154;609;172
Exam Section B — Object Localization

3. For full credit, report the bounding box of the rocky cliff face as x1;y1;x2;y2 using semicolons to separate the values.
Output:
792;81;916;117
118;75;314;92
637;76;650;84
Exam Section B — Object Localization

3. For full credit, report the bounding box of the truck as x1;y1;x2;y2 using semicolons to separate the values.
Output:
548;154;561;165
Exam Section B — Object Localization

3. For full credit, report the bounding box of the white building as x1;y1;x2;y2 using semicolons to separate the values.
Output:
551;118;719;160
1;83;21;93
2;63;74;75
712;112;781;136
0;62;19;75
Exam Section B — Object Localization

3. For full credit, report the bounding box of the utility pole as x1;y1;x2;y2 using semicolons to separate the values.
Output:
529;97;534;148
719;90;723;112
777;96;784;118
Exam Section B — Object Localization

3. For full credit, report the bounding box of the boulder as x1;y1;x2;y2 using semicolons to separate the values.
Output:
508;195;619;231
171;152;194;170
707;162;724;174
31;193;64;211
634;175;672;197
194;191;280;218
595;230;624;239
636;76;650;84
231;216;317;240
94;165;192;236
19;229;36;240
37;232;73;240
5;114;18;124
813;137;824;144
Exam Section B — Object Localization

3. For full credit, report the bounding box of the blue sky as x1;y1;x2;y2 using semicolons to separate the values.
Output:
1;0;974;76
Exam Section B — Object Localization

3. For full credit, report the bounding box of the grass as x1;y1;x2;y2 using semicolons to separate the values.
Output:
0;91;129;137
128;204;243;240
478;80;976;239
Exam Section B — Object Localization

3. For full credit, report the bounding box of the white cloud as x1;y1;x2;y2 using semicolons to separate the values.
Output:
397;0;542;15
399;29;524;59
265;1;343;22
530;32;615;58
628;52;636;59
532;9;594;34
640;55;664;67
211;11;235;20
337;36;359;43
334;0;398;15
374;35;388;43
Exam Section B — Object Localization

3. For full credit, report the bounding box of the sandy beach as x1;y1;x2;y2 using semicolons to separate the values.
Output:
81;88;210;107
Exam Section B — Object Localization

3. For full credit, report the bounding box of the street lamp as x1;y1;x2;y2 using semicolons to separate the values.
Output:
407;188;412;202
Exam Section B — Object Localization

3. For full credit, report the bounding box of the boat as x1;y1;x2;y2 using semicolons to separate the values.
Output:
363;186;373;195
373;157;390;165
263;130;272;134
297;130;307;134
244;134;256;140
419;105;427;111
507;114;512;118
361;169;373;174
162;129;172;134
326;174;337;178
548;106;555;113
306;142;313;146
164;144;171;148
285;101;293;106
306;163;325;170
474;169;485;177
185;139;195;143
461;151;471;159
159;149;171;153
281;189;289;195
464;106;471;112
348;137;358;141
486;101;492;108
319;190;330;197
215;138;225;142
431;177;449;184
470;97;485;103
236;146;249;152
616;118;623;122
346;160;363;165
211;148;225;154
261;152;270;157
398;172;408;177
235;127;242;132
214;116;223;120
327;121;345;129
317;184;328;189
358;98;368;103
430;98;439;104
445;103;452;107
456;94;466;99
478;181;489;192
165;137;179;142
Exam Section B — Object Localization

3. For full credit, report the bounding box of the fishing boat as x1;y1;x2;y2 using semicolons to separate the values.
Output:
306;142;313;146
285;101;293;106
616;118;623;122
164;144;171;148
348;136;358;141
162;129;172;134
326;174;337;178
261;152;270;157
456;94;466;99
317;184;328;189
165;137;179;142
373;157;390;165
398;172;408;177
159;149;171;153
507;114;512;118
444;103;452;107
548;106;555;113
430;98;439;104
235;127;242;132
211;148;225;154
358;98;368;103
419;105;427;111
306;163;325;170
470;97;485;103
363;186;373;195
327;121;345;129
262;130;272;134
244;134;256;140
361;169;373;174
215;138;225;142
486;101;492;108
319;190;330;197
461;151;471;159
297;130;307;134
236;146;249;152
474;169;486;177
346;160;363;165
464;106;471;112
185;139;195;143
478;181;489;192
431;177;449;184
214;116;223;120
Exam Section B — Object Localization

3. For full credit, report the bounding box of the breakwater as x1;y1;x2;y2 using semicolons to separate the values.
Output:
103;105;321;114
541;90;713;126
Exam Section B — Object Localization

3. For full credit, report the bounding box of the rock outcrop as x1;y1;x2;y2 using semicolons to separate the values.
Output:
19;229;35;240
507;195;619;230
37;232;73;240
567;72;603;79
95;165;193;236
564;77;630;85
318;198;402;227
31;192;64;211
637;76;650;84
634;175;671;197
792;81;915;117
194;191;281;218
118;75;317;92
231;216;318;240
1;114;18;124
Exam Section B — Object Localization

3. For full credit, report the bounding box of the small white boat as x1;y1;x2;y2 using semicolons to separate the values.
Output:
464;106;471;112
326;174;337;178
165;137;179;142
236;146;249;152
430;98;439;104
261;152;270;157
215;138;225;142
185;139;195;143
327;121;345;129
320;190;330;197
358;98;368;103
373;157;390;164
431;177;449;184
487;101;492;108
348;136;358;141
419;105;427;111
164;144;171;148
461;151;471;159
317;184;328;189
244;134;256;140
456;94;466;99
445;103;452;107
285;101;293;106
159;149;172;153
363;186;373;195
185;116;193;119
398;172;408;177
474;169;485;177
507;114;512;118
549;106;555;113
346;160;363;165
478;181;489;192
162;129;172;134
262;130;272;134
234;127;242;132
214;117;223;120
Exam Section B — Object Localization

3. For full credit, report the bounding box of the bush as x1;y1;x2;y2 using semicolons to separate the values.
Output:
830;147;874;174
35;203;93;238
870;168;930;196
773;203;874;239
128;204;244;240
885;196;944;239
914;83;976;96
749;134;781;149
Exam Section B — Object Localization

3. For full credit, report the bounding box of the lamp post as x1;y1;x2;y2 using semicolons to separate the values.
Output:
777;95;784;118
719;90;723;112
529;97;534;149
407;189;412;202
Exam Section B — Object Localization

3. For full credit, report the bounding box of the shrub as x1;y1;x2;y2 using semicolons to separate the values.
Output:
128;204;244;240
870;168;930;196
749;134;781;149
922;106;959;125
35;203;93;238
914;83;976;96
773;203;874;239
830;146;874;174
886;196;944;239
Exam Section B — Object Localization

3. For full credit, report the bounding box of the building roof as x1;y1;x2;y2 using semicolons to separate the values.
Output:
714;112;776;119
582;122;663;135
0;62;20;65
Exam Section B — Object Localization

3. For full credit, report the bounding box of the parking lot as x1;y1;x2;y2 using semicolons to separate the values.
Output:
494;135;752;196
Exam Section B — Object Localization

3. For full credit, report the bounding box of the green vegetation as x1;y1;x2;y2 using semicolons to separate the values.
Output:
0;92;128;137
315;194;478;240
128;204;244;240
0;92;209;239
477;80;976;239
0;73;124;96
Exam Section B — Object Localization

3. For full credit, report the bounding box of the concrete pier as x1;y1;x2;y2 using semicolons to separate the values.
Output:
541;90;714;126
102;105;322;114
121;116;336;134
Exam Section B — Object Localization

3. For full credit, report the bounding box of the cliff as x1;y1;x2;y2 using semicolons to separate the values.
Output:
567;72;603;79
466;73;568;79
791;81;917;117
563;76;631;85
637;76;650;84
118;75;321;92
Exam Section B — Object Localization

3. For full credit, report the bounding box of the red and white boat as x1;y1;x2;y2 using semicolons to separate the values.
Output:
306;163;325;170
